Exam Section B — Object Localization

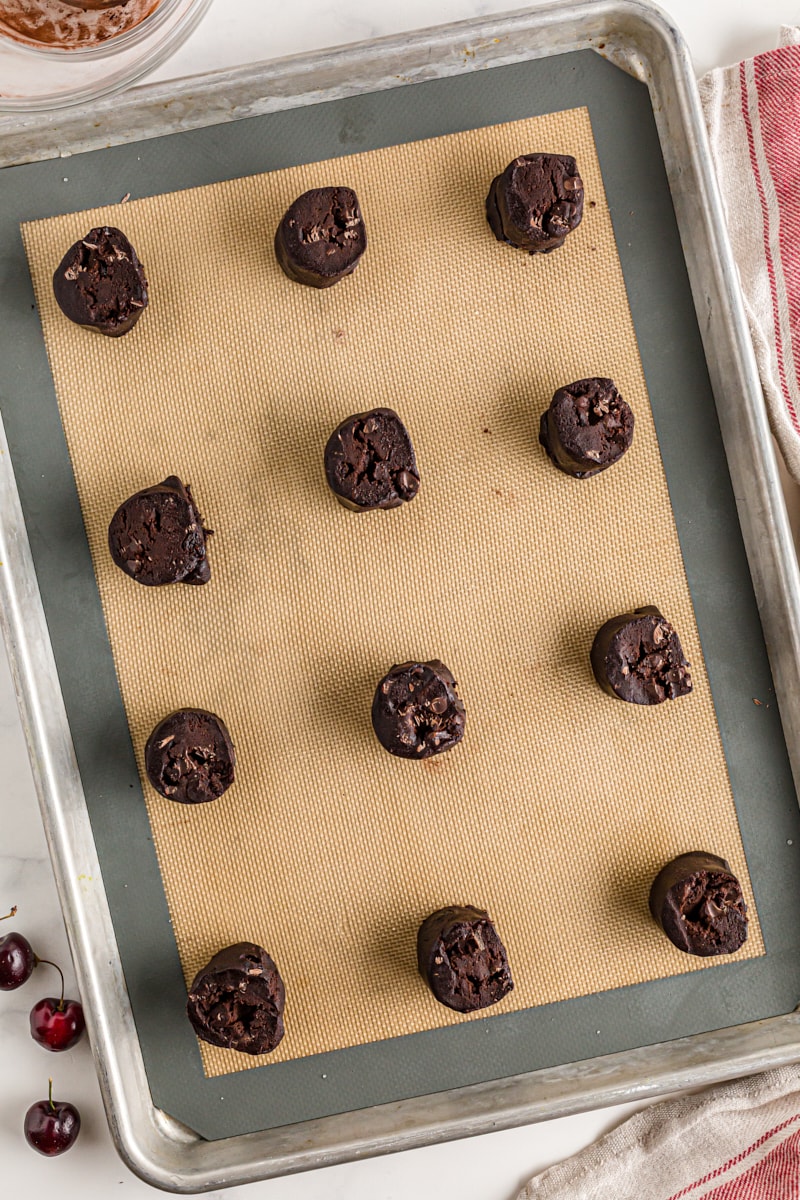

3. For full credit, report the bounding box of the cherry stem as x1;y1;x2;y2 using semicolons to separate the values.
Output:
48;1078;54;1113
35;959;65;1009
0;905;17;922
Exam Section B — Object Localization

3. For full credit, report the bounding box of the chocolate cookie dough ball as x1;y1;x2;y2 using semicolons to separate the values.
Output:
186;942;285;1054
486;153;584;254
649;851;748;956
275;186;367;288
324;407;420;511
591;606;692;705
52;226;148;337
540;377;634;478
372;660;465;759
108;476;211;587
417;905;514;1012
145;708;235;805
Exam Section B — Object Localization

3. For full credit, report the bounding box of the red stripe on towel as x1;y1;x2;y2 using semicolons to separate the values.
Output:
740;56;800;435
665;1114;800;1200
701;1125;800;1198
754;47;800;433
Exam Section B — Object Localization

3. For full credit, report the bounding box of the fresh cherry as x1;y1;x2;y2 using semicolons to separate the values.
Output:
31;988;85;1052
0;907;86;1048
0;906;36;991
24;1079;80;1156
29;958;85;1051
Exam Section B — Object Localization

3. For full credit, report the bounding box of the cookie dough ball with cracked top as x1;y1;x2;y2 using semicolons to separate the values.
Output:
649;851;748;956
590;606;692;705
372;660;465;759
186;942;285;1054
324;407;420;511
275;186;367;288
486;153;584;254
539;377;634;478
417;905;514;1012
108;476;211;587
145;708;235;804
52;226;148;337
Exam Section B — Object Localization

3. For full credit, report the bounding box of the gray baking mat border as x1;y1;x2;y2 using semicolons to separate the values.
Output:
1;51;799;1142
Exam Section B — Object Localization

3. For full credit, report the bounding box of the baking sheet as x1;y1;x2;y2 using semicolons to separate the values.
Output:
1;49;799;1141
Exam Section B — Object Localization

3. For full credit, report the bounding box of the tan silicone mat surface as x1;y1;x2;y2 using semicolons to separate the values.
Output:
21;105;763;1079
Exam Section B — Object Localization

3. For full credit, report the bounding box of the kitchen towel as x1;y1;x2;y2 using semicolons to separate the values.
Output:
516;1065;800;1200
700;28;800;482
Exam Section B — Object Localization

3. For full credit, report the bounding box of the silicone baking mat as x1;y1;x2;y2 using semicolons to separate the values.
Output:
2;50;799;1140
19;97;766;1076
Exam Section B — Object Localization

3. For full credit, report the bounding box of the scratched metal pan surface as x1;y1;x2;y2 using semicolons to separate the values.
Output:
2;1;800;1191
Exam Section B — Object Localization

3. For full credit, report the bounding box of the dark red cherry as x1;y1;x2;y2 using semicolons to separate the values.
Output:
0;908;35;990
28;959;85;1051
30;997;86;1052
24;1079;80;1156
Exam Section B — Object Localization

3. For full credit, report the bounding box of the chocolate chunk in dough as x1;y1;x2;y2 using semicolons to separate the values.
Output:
108;475;211;587
372;660;465;759
539;377;634;478
649;851;748;956
486;153;584;254
275;186;367;288
52;226;148;337
417;905;514;1012
186;942;285;1054
145;708;235;804
324;407;420;511
590;606;692;705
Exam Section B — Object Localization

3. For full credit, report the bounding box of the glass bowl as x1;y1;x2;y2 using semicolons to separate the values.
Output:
0;0;212;112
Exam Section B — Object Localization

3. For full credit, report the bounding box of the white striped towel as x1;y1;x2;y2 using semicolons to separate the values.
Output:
700;29;800;482
515;1066;800;1200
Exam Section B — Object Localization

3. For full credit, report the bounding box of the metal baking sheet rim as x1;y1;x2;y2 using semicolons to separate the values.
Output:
3;1;800;1191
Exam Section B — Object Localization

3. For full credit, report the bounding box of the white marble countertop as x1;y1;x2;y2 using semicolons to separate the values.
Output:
2;1;800;1196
